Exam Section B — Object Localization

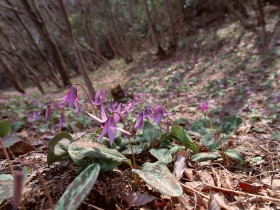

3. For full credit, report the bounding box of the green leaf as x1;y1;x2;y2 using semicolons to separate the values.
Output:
149;148;172;164
47;131;74;165
220;115;242;134
0;120;11;138
200;133;228;150
55;163;100;210
132;162;183;197
191;152;222;162
169;146;185;155
171;126;199;153
120;143;148;155
0;174;14;202
223;149;244;164
190;119;213;134
12;121;25;132
143;121;161;142
68;134;130;171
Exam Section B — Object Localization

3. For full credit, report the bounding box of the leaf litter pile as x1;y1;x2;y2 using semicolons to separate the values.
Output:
1;13;280;210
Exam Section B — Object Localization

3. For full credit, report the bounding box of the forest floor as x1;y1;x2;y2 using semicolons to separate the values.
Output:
0;9;280;210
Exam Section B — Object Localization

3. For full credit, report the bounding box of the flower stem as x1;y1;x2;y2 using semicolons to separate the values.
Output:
127;137;136;169
50;101;78;137
75;83;98;116
0;137;15;177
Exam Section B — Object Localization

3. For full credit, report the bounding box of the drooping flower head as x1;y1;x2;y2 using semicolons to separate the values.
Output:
134;105;172;130
93;90;106;106
59;85;81;111
87;105;130;145
98;116;130;145
200;101;209;112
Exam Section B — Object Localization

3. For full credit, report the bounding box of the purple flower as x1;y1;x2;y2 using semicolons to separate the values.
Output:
200;101;209;112
93;90;106;105
134;106;153;130
87;104;107;123
27;111;40;122
252;48;258;54
123;101;136;113
134;105;172;129
87;105;130;145
135;112;145;129
153;105;165;124
98;116;130;145
274;96;280;103
59;86;81;111
109;103;124;123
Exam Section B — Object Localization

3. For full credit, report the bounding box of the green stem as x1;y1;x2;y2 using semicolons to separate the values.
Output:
50;101;78;137
0;137;15;177
74;83;98;116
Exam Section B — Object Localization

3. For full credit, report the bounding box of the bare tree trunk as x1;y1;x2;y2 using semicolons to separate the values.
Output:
165;0;177;51
21;0;71;87
221;0;252;28
128;0;134;24
0;57;25;93
58;0;95;97
104;0;133;64
5;0;60;87
143;0;166;58
256;0;267;44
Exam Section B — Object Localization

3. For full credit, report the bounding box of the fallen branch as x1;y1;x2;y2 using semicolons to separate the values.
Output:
180;183;231;210
203;183;280;204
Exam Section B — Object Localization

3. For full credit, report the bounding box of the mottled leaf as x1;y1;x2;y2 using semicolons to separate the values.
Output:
200;133;228;150
68;134;129;171
120;143;147;155
149;148;172;164
190;119;213;135
171;126;199;153
220;115;242;134
169;146;185;155
0;120;11;138
47;131;74;165
12;121;25;132
191;152;222;162
143;121;161;142
132;162;183;197
223;149;244;164
123;191;157;206
0;174;14;202
55;163;100;210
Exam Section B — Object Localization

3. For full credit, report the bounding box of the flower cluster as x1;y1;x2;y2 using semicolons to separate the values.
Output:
134;105;172;130
46;85;173;145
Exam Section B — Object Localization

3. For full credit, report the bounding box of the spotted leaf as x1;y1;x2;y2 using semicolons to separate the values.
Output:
55;163;100;210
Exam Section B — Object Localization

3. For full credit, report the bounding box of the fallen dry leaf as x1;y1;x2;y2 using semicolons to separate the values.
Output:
199;170;215;186
184;168;194;181
237;182;264;194
208;193;221;210
261;178;280;187
123;191;157;207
